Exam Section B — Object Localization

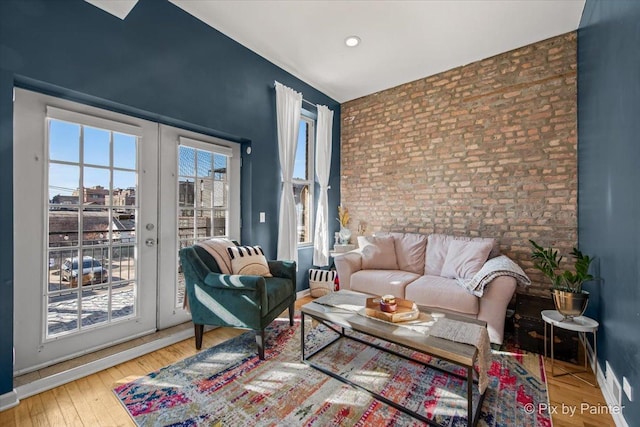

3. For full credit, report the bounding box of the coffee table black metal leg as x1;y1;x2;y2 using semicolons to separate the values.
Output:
301;312;306;361
468;367;473;427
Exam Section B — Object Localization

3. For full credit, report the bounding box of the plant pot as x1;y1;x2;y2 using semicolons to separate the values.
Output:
552;289;589;320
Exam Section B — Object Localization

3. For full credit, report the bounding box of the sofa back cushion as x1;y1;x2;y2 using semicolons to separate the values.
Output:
440;239;493;279
361;235;399;270
374;232;427;275
425;234;499;276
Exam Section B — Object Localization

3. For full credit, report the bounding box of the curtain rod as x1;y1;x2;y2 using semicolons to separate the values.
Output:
274;81;317;109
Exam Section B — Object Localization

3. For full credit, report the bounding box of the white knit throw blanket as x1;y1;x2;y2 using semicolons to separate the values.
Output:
183;238;235;311
457;255;531;297
429;318;492;394
195;238;235;274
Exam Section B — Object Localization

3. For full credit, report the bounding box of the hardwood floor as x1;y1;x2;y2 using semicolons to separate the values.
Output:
0;297;616;426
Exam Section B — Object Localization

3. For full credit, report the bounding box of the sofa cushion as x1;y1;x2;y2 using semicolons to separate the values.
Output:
425;234;498;276
350;270;420;299
440;239;493;279
405;275;479;315
377;232;427;275
360;235;399;270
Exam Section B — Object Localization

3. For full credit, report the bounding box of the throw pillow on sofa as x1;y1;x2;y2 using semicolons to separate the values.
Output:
425;234;498;276
360;235;399;270
440;239;493;279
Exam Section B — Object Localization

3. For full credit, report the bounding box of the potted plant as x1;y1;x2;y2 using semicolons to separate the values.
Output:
529;240;594;319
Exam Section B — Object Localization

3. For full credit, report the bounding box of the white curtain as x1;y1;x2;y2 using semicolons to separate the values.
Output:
275;82;302;263
313;105;333;266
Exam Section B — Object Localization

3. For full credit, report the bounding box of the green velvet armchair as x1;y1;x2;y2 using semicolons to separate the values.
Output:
179;245;296;359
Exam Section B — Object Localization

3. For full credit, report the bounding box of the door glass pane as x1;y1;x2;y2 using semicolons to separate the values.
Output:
49;163;80;206
82;208;110;246
111;244;136;282
196;151;212;177
113;170;136;203
197;178;213;209
81;286;110;328
49;208;79;247
48;292;79;336
112;283;135;320
49;120;80;163
113;133;136;170
179;209;194;240
213;209;227;237
84;126;110;166
178;146;195;176
195;209;212;239
51;248;80;291
46;119;139;339
179;178;195;207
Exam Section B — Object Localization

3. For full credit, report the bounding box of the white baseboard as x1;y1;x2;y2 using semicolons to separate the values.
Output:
585;339;630;427
0;389;19;412
15;328;195;401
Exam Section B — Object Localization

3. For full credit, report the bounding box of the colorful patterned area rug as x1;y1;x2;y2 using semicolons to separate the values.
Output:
114;316;551;426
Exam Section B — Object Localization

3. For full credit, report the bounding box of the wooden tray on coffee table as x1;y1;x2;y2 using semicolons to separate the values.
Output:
365;297;420;323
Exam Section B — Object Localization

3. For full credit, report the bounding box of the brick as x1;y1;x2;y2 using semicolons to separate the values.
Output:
340;33;577;293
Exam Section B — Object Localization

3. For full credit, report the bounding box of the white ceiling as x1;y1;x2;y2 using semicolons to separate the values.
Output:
91;0;586;103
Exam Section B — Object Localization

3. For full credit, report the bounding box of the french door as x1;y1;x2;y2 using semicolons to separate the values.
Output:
13;89;240;374
157;125;241;329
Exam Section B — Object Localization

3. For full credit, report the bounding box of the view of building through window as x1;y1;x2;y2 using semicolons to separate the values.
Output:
293;116;315;244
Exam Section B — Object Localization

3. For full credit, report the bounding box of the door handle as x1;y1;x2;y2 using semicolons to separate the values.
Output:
145;238;156;247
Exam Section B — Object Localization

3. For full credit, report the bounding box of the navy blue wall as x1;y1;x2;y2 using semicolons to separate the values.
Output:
0;0;340;395
578;0;640;423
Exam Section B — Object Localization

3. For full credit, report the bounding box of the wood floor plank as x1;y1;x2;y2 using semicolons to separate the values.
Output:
50;386;83;427
2;296;617;426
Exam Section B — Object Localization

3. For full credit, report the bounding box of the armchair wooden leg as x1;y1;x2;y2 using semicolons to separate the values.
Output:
256;329;265;360
289;302;295;326
194;324;204;350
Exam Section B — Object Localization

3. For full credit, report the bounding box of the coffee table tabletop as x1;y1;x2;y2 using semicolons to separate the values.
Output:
301;290;485;368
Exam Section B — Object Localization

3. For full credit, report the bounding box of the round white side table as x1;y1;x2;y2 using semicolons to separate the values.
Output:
541;309;599;387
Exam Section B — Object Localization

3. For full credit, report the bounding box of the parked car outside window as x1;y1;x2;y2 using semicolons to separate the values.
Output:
62;256;108;285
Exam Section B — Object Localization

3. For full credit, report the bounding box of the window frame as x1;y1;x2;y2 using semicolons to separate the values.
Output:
293;114;316;248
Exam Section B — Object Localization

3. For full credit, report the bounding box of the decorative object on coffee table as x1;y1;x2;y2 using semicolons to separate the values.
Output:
529;240;595;319
379;294;397;312
364;296;420;322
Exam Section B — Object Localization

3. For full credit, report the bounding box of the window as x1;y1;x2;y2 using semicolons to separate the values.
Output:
293;116;315;245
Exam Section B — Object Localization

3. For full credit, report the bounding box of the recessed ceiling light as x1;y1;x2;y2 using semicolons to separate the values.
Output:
345;36;361;47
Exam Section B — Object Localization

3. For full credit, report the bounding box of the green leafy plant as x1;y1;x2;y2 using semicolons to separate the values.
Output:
529;240;594;293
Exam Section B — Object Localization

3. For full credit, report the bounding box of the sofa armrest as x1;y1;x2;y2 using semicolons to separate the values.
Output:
333;251;363;290
477;276;517;345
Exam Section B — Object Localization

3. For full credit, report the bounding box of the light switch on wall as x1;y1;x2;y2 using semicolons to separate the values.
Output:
259;212;266;223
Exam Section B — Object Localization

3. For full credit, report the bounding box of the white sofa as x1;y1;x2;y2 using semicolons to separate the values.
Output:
333;232;519;345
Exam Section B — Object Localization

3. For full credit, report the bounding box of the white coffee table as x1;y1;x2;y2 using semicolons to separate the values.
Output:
541;309;599;387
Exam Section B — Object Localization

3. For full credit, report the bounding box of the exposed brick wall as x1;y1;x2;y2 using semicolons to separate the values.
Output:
340;33;577;294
